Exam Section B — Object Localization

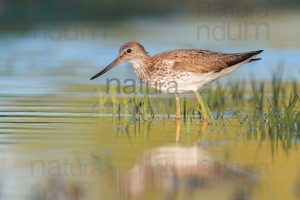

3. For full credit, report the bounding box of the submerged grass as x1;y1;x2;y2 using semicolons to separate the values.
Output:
93;71;300;152
92;70;300;151
95;77;299;122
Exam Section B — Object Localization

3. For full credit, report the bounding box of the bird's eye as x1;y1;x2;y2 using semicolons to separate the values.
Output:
126;49;132;53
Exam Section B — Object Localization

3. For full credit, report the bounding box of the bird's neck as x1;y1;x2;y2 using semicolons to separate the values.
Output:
131;56;152;81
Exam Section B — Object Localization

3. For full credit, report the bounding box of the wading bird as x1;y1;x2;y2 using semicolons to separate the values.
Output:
90;41;263;123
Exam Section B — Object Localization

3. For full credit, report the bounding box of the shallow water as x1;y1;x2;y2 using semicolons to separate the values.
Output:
1;16;300;200
1;78;300;200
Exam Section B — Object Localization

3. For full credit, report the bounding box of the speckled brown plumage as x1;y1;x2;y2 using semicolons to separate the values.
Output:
150;49;263;73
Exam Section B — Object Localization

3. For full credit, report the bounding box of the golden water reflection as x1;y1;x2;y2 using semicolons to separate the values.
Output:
117;121;258;199
117;144;257;199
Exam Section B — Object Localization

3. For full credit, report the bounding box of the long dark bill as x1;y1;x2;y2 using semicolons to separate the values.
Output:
90;58;119;80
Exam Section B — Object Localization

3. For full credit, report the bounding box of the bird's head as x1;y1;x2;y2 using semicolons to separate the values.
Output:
90;41;148;80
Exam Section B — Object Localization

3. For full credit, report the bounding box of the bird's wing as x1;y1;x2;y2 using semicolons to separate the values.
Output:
151;49;263;73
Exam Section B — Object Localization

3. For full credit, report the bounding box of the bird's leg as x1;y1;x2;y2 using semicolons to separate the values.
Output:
176;117;181;142
175;93;181;142
193;91;213;125
175;93;181;120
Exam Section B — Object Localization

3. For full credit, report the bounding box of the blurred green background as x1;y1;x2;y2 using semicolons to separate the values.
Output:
1;0;300;24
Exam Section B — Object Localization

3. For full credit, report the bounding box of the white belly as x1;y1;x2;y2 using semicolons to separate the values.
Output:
149;62;244;94
148;72;217;94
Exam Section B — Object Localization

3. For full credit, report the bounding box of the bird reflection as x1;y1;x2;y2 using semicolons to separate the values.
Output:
175;119;181;142
117;145;257;199
117;122;258;199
